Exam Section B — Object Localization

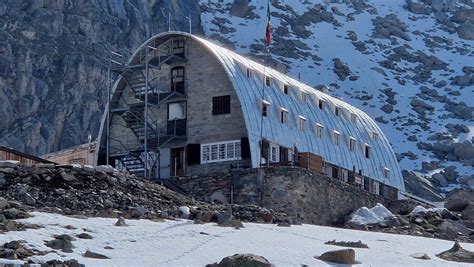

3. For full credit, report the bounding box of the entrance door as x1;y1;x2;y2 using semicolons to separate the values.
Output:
171;147;184;177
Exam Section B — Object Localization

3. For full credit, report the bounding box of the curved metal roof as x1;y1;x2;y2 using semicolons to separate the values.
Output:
97;31;405;191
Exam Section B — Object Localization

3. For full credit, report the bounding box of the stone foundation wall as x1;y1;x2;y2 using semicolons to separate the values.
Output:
172;166;387;225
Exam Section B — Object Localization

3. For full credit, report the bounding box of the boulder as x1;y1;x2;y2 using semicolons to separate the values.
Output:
0;197;8;210
208;254;272;267
461;204;474;221
83;250;109;259
178;206;190;219
410;253;431;260
437;241;474;263
229;0;250;18
115;217;127;227
0;161;19;168
95;165;115;174
406;2;431;15
45;234;75;253
445;198;471;212
317;249;356;264
439;220;473;237
432;173;448;187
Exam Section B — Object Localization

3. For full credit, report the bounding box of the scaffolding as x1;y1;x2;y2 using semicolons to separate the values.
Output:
106;37;188;179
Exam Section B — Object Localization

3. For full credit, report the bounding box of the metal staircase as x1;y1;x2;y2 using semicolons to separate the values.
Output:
121;104;159;150
119;153;145;177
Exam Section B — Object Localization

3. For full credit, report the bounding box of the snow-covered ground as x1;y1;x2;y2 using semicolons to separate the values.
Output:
1;212;474;266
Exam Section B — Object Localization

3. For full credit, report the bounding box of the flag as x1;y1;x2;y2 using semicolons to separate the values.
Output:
265;0;271;47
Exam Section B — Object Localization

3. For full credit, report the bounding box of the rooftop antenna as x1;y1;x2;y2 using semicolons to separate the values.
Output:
168;12;171;31
186;15;192;34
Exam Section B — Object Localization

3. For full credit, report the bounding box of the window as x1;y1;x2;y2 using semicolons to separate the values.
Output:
333;130;341;145
270;143;280;162
372;131;379;141
246;68;252;78
351;113;357;123
288;148;293;162
201;140;241;163
298;116;306;131
265;76;271;86
349;137;356;151
262;100;270;117
318;99;325;109
280;108;288;124
168;102;186;120
283;84;289;95
171;66;185;93
383;167;390;178
315;123;324;138
364;144;372;159
301;92;309;102
212;95;231;115
335;106;341;116
172;39;185;54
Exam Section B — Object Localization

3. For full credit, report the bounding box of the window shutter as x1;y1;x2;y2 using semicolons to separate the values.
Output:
261;139;270;160
241;137;250;159
187;144;200;165
280;147;288;164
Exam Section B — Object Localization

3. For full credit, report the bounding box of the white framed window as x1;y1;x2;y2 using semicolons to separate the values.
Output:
298;116;306;131
351;113;357;123
246;68;253;78
333;130;341;145
349;137;356;151
318;99;325;110
372;131;379;141
364;144;372;159
280;108;288;124
262;100;270;117
288;148;294;162
315;123;324;138
383;167;390;178
301;92;309;102
270;143;280;162
335;106;341;117
265;76;271;86
283;84;289;95
201;140;241;163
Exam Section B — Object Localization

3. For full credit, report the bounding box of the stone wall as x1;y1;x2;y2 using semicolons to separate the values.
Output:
172;166;387;225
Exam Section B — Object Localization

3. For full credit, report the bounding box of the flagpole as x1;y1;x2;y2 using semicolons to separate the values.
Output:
259;0;271;168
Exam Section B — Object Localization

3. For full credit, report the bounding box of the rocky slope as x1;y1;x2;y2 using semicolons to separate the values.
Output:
0;0;473;195
0;0;202;155
199;0;474;193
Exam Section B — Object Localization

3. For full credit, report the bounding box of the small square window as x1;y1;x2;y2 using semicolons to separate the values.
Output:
262;100;270;117
283;85;289;95
265;76;271;86
333;130;341;145
246;68;252;78
318;99;325;110
335;106;341;116
316;123;324;138
270;143;280;162
212;95;231;115
298;116;306;131
351;113;357;123
372;132;379;141
364;144;372;159
302;92;309;102
280;109;288;124
349;137;356;151
383;167;390;178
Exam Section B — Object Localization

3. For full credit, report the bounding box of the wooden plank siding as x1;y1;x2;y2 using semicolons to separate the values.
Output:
0;146;51;164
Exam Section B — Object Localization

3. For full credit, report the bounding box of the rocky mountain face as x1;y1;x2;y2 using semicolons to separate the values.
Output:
0;0;473;194
0;0;202;155
199;0;474;193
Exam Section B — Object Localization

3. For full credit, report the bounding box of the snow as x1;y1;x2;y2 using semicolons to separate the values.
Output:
2;212;473;266
198;0;474;180
348;203;394;225
410;205;447;216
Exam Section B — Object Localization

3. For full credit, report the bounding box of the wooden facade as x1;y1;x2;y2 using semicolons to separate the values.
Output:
0;146;51;164
42;142;97;166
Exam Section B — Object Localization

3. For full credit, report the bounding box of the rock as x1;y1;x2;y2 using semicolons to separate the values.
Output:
445;198;471;212
461;204;474;221
437;241;474;263
76;233;93;239
126;206;148;219
317;249;356;264
115;217;127;227
432;173;448;187
406;1;431;15
59;171;76;182
229;0;250;18
0;173;5;188
4;241;20;250
217;212;233;224
410;253;431;260
210;190;227;204
21;193;36;206
95;165;115;174
0;197;8;210
208;254;272;267
458;22;474;40
439;220;473;237
83;250;110;259
403;170;443;201
43;259;84;267
196;211;215;223
45;234;75;253
218;219;244;229
381;104;394;114
324;240;369;248
0;161;20;168
179;206;191;219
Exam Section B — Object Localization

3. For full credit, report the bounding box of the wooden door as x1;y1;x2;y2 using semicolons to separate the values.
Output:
171;147;184;177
